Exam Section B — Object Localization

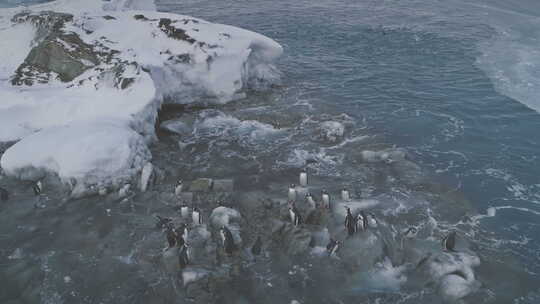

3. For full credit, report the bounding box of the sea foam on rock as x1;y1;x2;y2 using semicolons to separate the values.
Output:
0;0;283;196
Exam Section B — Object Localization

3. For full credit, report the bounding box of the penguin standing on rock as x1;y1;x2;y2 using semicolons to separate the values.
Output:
344;207;355;236
305;193;316;209
326;238;341;257
442;231;457;252
33;181;43;196
178;243;190;269
321;190;330;209
220;226;235;256
299;169;308;187
192;207;202;225
0;187;8;202
288;184;297;201
174;180;183;196
177;223;189;243
289;205;302;227
355;211;368;232
341;188;350;201
165;225;177;249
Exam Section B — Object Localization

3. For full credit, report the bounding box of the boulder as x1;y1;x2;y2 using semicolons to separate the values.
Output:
190;178;213;192
213;179;234;192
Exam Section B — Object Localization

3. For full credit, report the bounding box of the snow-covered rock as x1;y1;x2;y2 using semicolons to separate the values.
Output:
210;206;242;228
0;0;282;194
0;120;150;187
319;121;345;143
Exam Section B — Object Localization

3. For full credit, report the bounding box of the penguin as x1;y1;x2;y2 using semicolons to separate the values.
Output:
178;243;190;269
321;189;330;209
341;188;350;201
288;184;297;201
326;238;341;256
367;212;378;228
0;186;8;202
180;204;190;218
305;193;316;209
442;231;457;252
155;215;173;229
174;179;183;196
220;226;235;255
165;225;177;249
33;181;42;196
403;227;418;239
299;169;308;187
177;223;189;243
251;236;262;257
192;207;202;225
344;207;355;236
289;205;302;226
355;211;368;232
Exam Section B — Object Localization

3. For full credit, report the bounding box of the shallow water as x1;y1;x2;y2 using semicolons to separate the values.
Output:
1;0;540;303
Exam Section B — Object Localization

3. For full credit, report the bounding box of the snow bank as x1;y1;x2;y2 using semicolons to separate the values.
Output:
0;119;150;186
0;0;282;194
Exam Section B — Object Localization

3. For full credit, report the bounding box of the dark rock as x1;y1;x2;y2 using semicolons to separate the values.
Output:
190;178;213;192
0;187;8;201
158;18;196;43
213;179;234;192
271;220;312;256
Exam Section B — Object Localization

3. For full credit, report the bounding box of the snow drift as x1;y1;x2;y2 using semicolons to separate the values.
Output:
0;0;282;194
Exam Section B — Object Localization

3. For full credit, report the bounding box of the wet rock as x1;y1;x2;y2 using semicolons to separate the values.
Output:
190;178;213;192
213;179;234;192
160;119;192;136
319;121;345;143
162;247;179;273
179;192;194;204
182;267;210;286
0;186;8;201
271;220;312;256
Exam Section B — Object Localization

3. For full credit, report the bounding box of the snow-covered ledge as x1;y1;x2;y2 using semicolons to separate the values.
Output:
0;0;282;196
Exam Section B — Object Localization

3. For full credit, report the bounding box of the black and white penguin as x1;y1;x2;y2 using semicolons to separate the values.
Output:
367;212;378;228
0;186;8;202
321;190;330;209
326;238;341;256
192;207;202;225
289;205;302;226
33;181;42;196
220;226;235;255
288;184;297;201
403;227;418;239
344;207;355;236
165;225;177;249
442;231;457;252
355;211;368;232
174;179;183;196
177;223;189;242
341;188;350;201
305;193;316;209
251;236;262;257
178;243;190;269
180;204;190;218
299;169;308;187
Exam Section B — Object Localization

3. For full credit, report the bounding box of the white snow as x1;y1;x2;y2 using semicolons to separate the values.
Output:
0;119;150;186
0;0;282;194
182;268;209;286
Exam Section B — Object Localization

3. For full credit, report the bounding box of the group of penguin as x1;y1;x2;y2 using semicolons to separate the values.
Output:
156;180;264;269
287;169;459;257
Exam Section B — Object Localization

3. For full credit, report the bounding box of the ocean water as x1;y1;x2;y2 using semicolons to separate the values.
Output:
1;0;540;303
